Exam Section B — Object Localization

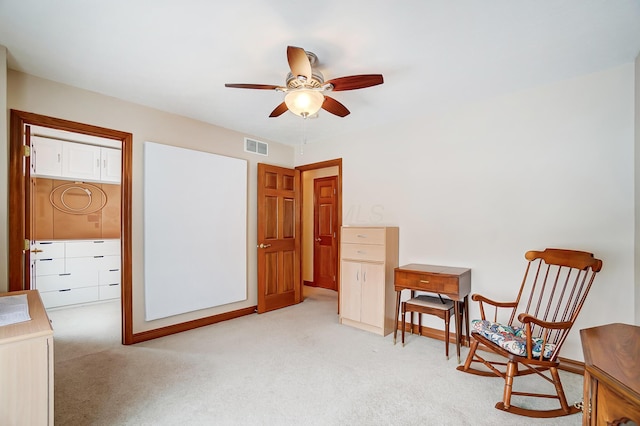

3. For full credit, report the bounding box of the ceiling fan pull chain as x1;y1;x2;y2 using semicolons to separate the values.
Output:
300;116;307;155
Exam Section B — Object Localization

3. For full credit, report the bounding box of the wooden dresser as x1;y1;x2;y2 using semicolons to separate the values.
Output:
0;290;54;426
581;323;640;426
339;226;399;336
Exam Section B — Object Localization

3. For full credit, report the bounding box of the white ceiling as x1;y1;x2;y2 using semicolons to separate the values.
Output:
1;0;639;146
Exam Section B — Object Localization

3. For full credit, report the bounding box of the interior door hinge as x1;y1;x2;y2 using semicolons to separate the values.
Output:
24;239;30;251
23;145;31;157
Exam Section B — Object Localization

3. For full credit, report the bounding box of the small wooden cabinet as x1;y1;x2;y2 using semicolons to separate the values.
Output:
581;323;640;425
339;226;399;336
0;290;54;425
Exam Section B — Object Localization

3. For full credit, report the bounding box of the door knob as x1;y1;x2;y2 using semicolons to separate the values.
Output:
257;243;272;249
315;238;321;242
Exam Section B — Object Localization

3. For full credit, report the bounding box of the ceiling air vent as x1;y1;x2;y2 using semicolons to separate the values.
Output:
244;137;268;156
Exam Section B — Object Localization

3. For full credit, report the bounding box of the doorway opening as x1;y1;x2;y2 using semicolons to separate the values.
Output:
8;110;134;344
297;159;342;308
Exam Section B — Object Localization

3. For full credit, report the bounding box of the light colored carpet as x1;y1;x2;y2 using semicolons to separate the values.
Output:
48;287;583;425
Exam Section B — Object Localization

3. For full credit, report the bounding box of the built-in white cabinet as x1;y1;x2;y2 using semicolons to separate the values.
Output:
339;227;399;336
32;239;121;308
31;136;121;183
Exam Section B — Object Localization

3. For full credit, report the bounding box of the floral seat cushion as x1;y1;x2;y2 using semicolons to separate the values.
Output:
471;319;556;359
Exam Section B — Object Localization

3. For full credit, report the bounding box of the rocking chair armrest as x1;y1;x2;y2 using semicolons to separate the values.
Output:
517;313;573;331
471;294;518;308
472;294;519;322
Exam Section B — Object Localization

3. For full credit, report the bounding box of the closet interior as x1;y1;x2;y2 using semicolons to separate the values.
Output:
29;126;122;309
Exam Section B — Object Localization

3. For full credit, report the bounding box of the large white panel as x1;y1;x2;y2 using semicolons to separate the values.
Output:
143;141;247;321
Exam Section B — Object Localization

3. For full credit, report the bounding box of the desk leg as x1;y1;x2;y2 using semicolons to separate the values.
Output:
393;290;401;345
454;301;461;363
463;295;470;346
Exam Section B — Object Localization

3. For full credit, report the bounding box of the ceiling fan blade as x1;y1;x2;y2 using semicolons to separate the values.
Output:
325;74;384;91
225;83;281;90
287;46;312;82
322;96;350;117
269;102;289;117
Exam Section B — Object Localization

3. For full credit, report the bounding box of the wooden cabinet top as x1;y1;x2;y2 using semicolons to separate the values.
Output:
0;290;53;344
396;263;471;277
581;323;640;404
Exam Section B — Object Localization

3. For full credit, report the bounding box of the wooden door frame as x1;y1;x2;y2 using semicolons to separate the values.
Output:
296;159;342;299
8;109;134;345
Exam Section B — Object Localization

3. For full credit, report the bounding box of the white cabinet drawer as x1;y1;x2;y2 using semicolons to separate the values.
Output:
33;258;65;276
99;269;120;285
66;240;120;258
40;287;100;308
341;243;385;262
67;255;120;273
99;283;121;300
94;255;120;271
36;270;97;291
341;228;386;245
32;241;65;259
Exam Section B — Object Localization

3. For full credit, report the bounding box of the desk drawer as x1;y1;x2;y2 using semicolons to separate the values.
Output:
395;271;460;295
341;243;385;262
341;228;386;245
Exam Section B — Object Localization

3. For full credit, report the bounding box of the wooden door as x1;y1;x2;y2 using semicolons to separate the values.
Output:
24;125;34;290
257;163;302;313
313;176;338;290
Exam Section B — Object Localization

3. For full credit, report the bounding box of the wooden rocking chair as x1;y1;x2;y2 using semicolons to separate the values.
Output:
456;248;603;418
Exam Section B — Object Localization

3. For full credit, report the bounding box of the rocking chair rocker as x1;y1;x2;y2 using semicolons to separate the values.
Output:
456;248;602;418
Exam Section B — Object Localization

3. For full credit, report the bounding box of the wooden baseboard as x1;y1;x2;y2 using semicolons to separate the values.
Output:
129;306;257;344
400;322;585;374
303;280;316;287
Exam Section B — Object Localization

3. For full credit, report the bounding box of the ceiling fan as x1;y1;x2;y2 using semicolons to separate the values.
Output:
225;46;383;119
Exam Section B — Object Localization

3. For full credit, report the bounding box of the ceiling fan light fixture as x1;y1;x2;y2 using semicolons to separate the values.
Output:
285;90;324;118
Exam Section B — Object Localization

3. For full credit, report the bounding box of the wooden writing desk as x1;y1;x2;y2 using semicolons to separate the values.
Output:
581;323;640;425
394;264;471;362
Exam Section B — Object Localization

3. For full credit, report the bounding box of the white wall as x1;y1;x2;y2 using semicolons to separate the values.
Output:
6;70;295;333
296;63;636;360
